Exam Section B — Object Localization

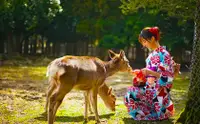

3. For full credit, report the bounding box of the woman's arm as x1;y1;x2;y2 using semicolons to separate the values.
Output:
141;68;160;78
142;60;180;79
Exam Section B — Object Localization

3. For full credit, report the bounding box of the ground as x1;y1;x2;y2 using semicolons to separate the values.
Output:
0;66;189;124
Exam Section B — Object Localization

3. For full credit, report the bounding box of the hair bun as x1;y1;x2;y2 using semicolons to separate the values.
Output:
149;27;160;41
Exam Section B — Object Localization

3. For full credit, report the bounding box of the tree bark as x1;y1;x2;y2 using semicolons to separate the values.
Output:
33;38;37;55
84;41;88;55
41;36;45;54
46;41;50;56
24;39;29;55
53;42;60;57
12;34;23;54
0;38;4;53
17;33;23;54
178;1;200;124
52;42;56;56
30;42;33;55
7;32;13;55
73;42;77;55
135;43;145;66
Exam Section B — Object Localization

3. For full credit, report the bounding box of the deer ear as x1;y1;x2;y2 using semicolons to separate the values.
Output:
108;87;112;95
108;50;116;59
119;50;125;58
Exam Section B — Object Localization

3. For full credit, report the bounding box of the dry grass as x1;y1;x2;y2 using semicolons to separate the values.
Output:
0;66;189;124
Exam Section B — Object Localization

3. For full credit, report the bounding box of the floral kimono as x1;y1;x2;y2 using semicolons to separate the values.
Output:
124;46;175;120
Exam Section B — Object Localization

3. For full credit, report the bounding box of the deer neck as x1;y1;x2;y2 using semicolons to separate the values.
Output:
98;83;109;100
104;60;119;77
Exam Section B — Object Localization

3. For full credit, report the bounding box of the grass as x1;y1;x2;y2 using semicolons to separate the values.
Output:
0;66;189;124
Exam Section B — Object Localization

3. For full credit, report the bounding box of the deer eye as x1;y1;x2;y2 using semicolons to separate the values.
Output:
111;95;116;100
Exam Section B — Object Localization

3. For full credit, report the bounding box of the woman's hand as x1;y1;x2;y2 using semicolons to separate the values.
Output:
172;59;181;77
173;63;181;77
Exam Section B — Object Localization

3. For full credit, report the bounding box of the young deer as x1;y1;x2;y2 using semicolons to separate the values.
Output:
46;50;131;124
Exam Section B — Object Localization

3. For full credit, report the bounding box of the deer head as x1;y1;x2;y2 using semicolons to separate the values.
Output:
108;50;132;72
98;83;116;111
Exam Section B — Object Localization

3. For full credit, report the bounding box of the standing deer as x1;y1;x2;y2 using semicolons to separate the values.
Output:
46;50;131;124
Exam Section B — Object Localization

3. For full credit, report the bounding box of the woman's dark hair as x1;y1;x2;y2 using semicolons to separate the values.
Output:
139;27;160;42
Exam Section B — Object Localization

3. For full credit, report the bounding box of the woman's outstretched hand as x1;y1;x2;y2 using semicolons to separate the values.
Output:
172;58;181;77
130;68;162;79
131;69;147;86
173;63;181;77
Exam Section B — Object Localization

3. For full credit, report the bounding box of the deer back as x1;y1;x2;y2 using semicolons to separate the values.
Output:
46;56;107;90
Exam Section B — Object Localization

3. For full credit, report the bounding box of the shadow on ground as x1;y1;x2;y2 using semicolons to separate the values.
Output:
35;113;114;123
123;117;174;124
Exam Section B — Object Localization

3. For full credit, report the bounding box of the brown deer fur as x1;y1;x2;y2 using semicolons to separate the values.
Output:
45;50;131;124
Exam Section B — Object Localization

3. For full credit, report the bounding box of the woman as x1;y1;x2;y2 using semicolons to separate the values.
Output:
124;27;179;120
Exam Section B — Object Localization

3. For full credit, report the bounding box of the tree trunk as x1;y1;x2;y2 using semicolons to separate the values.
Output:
0;40;4;53
135;43;145;67
99;47;107;60
30;42;33;54
7;33;13;55
67;43;73;55
33;39;37;55
84;41;88;55
46;42;50;56
77;41;82;55
178;1;200;124
52;42;56;56
73;42;77;55
41;37;45;54
53;42;60;57
24;39;29;55
17;33;23;54
18;41;23;54
56;42;60;56
12;34;22;54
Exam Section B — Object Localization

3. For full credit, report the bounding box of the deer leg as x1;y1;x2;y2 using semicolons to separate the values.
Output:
45;81;56;114
89;88;100;123
52;96;64;121
48;77;74;124
48;91;57;124
88;101;93;114
84;91;89;122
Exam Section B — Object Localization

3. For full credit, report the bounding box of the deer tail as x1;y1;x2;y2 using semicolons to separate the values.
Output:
46;59;66;79
46;63;51;77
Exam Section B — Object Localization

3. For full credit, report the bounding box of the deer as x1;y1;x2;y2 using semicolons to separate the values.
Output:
45;50;132;124
45;78;116;119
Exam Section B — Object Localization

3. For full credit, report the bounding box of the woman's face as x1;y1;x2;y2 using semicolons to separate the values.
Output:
140;37;152;49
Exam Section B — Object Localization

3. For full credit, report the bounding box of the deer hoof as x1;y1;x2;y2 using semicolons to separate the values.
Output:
41;111;48;120
89;110;94;114
84;118;88;123
95;119;101;124
42;111;47;115
95;119;107;124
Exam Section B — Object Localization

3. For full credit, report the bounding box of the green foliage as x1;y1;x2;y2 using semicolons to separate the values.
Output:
99;35;126;49
120;0;196;20
98;9;193;50
0;0;61;40
0;0;194;53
